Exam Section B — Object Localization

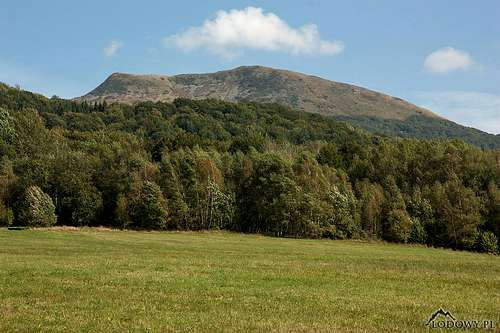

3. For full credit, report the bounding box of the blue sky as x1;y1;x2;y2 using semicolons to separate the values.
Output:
1;0;499;133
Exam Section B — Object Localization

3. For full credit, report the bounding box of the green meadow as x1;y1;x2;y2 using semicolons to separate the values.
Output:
0;229;498;332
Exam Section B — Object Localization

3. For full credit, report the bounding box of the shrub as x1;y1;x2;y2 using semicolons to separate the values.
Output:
17;186;56;227
321;224;337;239
460;229;479;251
477;231;498;254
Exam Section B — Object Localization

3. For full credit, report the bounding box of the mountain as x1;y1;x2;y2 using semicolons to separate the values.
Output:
77;66;499;148
78;66;438;120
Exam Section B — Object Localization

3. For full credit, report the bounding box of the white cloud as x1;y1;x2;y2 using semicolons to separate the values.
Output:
103;40;124;57
414;91;500;134
165;7;344;59
424;47;473;74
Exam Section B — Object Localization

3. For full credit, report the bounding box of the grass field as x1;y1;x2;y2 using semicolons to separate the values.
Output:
0;229;499;332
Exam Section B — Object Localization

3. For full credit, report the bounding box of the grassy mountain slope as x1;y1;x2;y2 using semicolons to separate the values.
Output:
78;66;438;120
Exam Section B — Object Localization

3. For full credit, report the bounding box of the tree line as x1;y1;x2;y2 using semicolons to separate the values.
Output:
0;83;499;253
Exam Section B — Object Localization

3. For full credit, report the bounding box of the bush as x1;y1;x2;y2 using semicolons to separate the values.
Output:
477;231;498;253
460;229;479;251
321;225;337;239
17;186;56;227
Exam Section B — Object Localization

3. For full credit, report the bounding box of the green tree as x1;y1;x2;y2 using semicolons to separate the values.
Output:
238;154;298;235
128;181;169;230
409;218;427;244
204;178;235;229
430;177;484;249
17;186;56;227
317;143;344;169
483;182;500;240
158;157;189;229
355;180;385;238
324;186;359;239
0;107;16;144
384;209;412;243
381;176;412;242
407;187;432;243
49;150;102;226
0;204;13;226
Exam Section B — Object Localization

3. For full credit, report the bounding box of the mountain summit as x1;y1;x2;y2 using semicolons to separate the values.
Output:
78;66;438;121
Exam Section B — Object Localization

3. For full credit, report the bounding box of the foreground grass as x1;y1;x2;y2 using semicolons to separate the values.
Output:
0;229;498;332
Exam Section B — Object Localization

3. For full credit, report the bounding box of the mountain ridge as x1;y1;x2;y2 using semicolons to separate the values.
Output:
77;65;439;121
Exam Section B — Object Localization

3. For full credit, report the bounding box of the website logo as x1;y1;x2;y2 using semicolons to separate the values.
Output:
426;309;496;330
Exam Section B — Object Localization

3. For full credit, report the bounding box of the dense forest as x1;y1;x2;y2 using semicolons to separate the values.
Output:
0;83;499;253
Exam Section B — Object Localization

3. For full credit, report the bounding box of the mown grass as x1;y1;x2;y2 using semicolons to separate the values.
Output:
0;229;498;332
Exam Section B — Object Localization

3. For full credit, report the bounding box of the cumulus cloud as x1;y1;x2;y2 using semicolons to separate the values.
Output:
104;40;124;57
414;91;500;134
165;7;344;59
424;47;473;74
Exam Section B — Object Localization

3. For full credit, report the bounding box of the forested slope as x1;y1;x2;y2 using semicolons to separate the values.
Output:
335;115;500;149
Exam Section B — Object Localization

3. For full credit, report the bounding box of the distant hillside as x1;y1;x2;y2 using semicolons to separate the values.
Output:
335;115;500;149
77;66;500;148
